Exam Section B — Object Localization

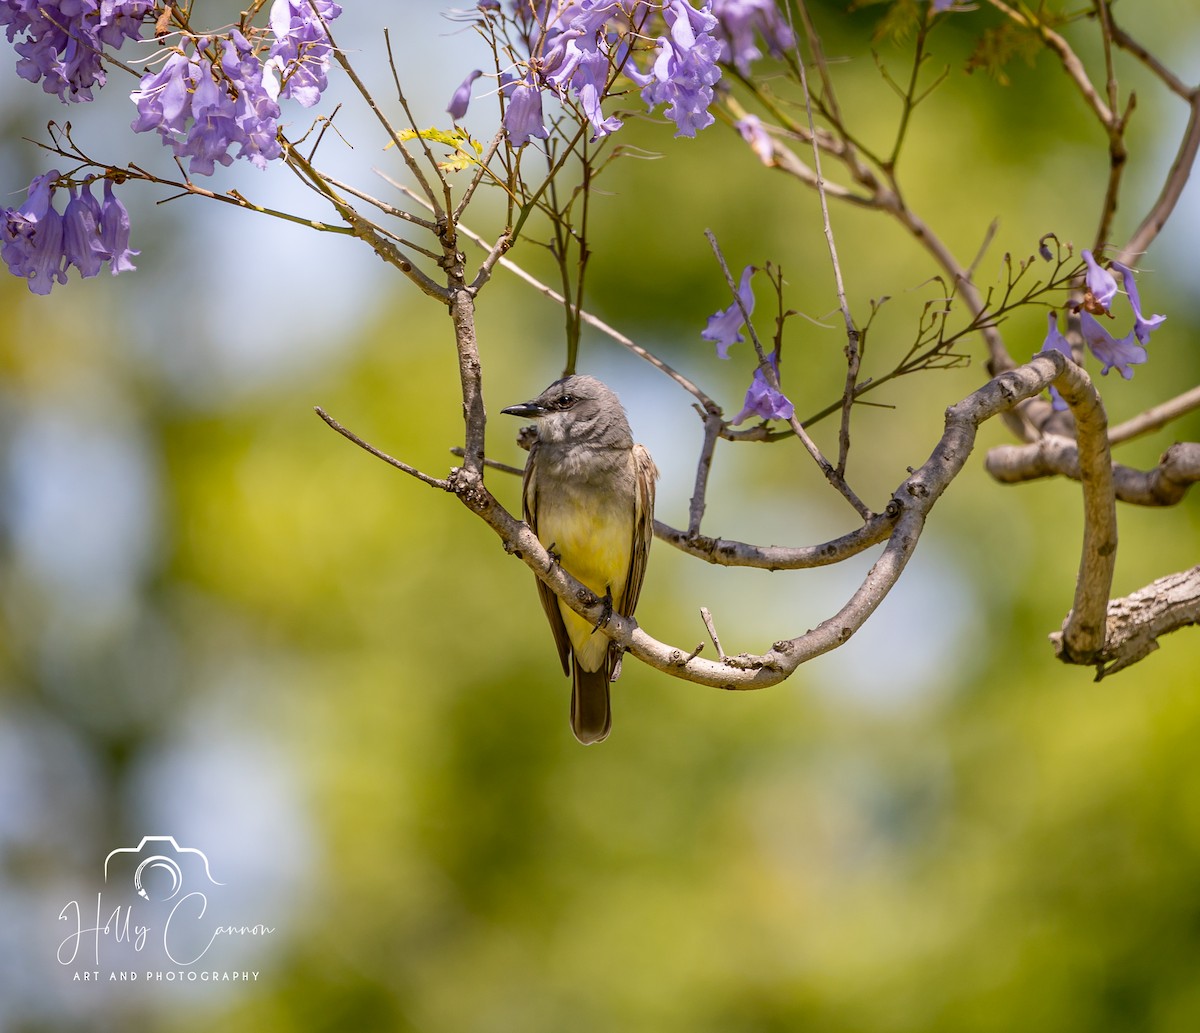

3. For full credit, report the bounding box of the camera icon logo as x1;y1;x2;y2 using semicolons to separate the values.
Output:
103;835;225;902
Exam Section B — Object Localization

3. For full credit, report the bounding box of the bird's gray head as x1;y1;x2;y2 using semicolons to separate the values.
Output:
502;374;634;449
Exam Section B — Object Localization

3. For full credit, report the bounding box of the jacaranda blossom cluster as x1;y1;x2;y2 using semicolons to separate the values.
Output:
702;265;795;424
131;0;342;175
1039;249;1165;410
450;0;793;147
1;171;137;295
1;0;342;292
0;0;152;102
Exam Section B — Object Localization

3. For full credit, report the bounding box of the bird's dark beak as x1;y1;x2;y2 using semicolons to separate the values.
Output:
501;401;544;419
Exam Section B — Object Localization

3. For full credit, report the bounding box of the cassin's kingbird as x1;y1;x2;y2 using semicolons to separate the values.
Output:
503;375;658;744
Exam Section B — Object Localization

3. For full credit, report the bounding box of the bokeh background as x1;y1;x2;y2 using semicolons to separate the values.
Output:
3;3;1200;1031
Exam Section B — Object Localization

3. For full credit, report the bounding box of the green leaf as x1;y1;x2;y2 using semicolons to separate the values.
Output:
390;126;484;172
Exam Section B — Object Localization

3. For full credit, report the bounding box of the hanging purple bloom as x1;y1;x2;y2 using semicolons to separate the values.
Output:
98;179;138;275
1110;260;1166;345
221;31;283;169
1;169;67;294
640;0;723;138
1;0;152;102
1037;311;1072;411
61;182;105;278
1081;249;1117;313
545;26;623;140
130;51;194;137
448;69;483;120
2;171;137;292
183;60;240;176
564;46;623;139
267;0;342;108
710;0;794;76
132;36;284;176
733;351;793;424
702;265;756;358
1079;310;1146;380
503;74;550;147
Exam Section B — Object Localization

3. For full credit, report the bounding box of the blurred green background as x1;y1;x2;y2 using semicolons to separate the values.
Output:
3;3;1200;1031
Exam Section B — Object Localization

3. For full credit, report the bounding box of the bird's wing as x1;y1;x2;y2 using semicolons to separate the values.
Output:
524;442;572;676
619;443;659;621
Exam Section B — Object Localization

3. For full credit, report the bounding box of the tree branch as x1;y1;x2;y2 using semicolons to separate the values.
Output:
986;439;1200;506
1052;566;1200;679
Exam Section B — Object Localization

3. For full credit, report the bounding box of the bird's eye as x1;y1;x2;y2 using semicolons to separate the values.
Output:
556;394;577;409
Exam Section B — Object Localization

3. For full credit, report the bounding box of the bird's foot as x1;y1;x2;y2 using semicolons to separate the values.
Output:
594;586;614;630
610;652;624;683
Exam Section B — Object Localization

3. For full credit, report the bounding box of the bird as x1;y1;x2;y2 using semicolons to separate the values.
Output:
502;374;658;744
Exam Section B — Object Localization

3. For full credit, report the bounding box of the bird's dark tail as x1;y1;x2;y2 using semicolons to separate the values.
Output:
571;657;612;745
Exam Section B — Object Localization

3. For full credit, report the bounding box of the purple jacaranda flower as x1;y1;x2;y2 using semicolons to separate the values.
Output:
734;114;774;164
61;182;105;278
554;41;622;139
179;59;239;176
2;171;138;291
267;0;342;108
221;31;283;168
1079;309;1146;379
541;5;625;140
133;37;283;176
503;74;550;147
1110;260;1166;345
711;0;794;76
1081;248;1117;312
640;0;722;138
448;69;482;120
703;265;756;358
733;350;793;424
2;0;152;102
98;179;138;275
1037;310;1073;411
130;50;194;137
1;169;67;294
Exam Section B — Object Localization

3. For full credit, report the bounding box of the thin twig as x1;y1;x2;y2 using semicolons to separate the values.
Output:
383;173;718;411
706;230;872;519
1108;385;1200;445
688;409;726;537
314;407;452;489
700;607;725;660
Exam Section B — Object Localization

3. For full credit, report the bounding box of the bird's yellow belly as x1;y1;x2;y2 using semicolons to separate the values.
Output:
538;493;632;671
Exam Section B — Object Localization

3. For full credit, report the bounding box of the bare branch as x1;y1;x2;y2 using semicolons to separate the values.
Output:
383;174;720;411
985;0;1114;124
282;143;449;301
314;408;452;490
706;231;872;519
1053;566;1200;679
1048;356;1118;662
1109;386;1200;445
1118;90;1200;263
687;410;726;537
700;607;726;661
986;439;1200;507
653;510;897;570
